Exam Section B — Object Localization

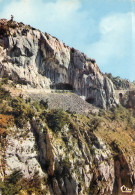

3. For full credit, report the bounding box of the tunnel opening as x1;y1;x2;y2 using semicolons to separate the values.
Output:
86;97;95;104
51;83;73;90
119;93;123;99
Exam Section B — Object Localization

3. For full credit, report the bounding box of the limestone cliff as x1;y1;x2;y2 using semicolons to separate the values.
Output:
0;19;118;109
0;19;134;195
0;83;134;195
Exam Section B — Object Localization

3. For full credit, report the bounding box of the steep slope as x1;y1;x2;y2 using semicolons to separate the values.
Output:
0;19;118;109
0;80;134;195
27;91;99;115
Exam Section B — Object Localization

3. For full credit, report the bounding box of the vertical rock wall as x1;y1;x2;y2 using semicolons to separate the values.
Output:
0;19;118;109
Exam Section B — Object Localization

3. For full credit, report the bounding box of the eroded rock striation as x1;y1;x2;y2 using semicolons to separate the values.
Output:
0;75;134;194
0;105;134;195
0;19;118;109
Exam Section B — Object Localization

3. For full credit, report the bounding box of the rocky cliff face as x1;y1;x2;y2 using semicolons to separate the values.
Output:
0;74;134;195
31;117;115;195
0;19;118;109
0;98;134;195
106;73;131;90
0;19;134;195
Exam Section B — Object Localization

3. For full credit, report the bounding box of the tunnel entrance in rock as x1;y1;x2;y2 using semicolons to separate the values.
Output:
86;97;95;104
119;93;123;98
53;83;73;90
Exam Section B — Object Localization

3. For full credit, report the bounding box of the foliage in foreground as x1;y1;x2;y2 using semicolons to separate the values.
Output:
45;109;69;133
0;170;46;195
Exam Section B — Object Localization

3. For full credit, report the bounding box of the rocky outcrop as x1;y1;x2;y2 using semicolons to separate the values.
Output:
0;97;134;194
28;117;116;195
0;19;118;109
3;122;45;179
106;73;131;90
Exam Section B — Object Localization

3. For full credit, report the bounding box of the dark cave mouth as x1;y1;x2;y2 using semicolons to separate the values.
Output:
119;93;123;98
51;83;73;90
86;97;95;104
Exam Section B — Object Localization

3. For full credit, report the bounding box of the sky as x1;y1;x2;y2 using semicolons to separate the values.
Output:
0;0;135;81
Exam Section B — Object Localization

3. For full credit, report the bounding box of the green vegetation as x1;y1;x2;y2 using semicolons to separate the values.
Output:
10;98;34;128
0;79;49;128
0;78;134;194
0;171;46;195
32;99;48;112
19;175;45;194
99;105;135;127
0;170;22;195
46;109;69;133
106;73;130;89
0;85;10;102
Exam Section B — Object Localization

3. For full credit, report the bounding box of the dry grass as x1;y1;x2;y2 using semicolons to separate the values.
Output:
94;117;135;162
0;114;14;135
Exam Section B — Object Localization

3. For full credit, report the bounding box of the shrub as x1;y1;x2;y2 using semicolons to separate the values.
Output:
32;101;41;112
40;99;48;109
46;109;68;132
88;116;102;131
10;98;34;127
1;77;9;85
19;175;43;194
0;86;11;101
111;105;134;125
0;172;45;195
0;170;22;195
32;99;48;113
7;170;23;184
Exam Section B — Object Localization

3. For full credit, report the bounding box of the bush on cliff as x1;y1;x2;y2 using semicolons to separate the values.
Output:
0;171;44;195
10;98;34;128
46;109;69;133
